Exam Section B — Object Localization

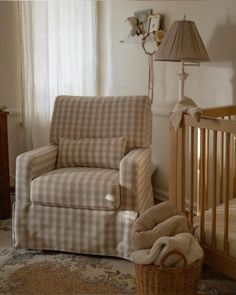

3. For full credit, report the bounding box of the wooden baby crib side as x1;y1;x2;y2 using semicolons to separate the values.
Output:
169;105;236;279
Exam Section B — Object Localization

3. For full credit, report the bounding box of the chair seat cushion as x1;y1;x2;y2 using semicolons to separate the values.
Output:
31;167;120;210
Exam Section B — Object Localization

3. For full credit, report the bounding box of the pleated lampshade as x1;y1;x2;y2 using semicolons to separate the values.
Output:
154;20;210;62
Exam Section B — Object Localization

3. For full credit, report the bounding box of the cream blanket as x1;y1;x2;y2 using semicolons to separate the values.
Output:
132;232;204;266
131;201;192;251
170;97;202;130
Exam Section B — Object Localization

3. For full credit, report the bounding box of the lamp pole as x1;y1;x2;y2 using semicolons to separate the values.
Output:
177;60;188;101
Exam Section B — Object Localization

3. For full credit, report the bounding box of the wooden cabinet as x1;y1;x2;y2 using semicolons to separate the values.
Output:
0;111;11;219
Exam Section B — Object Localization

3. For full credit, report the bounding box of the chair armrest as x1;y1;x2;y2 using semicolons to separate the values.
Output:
119;148;154;212
16;145;58;203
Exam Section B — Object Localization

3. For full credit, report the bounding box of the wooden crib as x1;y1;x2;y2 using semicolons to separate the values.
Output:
169;105;236;280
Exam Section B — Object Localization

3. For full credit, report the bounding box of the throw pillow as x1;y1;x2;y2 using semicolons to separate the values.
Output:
57;136;126;169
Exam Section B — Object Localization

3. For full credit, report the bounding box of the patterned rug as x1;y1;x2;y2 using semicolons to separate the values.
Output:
1;220;236;295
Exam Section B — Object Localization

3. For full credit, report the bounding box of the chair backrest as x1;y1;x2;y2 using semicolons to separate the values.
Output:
50;95;152;151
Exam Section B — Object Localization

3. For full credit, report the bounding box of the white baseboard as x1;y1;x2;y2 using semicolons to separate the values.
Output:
153;188;169;201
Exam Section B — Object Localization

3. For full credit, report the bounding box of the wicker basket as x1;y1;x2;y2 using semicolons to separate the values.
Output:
135;250;204;295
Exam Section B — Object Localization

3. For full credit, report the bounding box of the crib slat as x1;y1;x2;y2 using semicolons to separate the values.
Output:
200;128;206;244
169;124;178;205
205;129;209;210
177;125;185;212
197;129;201;215
234;135;236;198
220;127;224;204
189;127;194;224
224;132;230;255
212;130;217;250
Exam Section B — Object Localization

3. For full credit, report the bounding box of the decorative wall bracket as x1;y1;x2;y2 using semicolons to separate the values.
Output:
121;9;165;53
121;9;166;103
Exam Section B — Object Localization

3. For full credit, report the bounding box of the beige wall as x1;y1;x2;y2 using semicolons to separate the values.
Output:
2;0;236;196
99;0;236;199
0;1;23;184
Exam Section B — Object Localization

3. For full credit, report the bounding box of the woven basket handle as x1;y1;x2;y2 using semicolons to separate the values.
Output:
160;250;187;268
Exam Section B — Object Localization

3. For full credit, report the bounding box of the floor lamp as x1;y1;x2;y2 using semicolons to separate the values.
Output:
154;18;210;101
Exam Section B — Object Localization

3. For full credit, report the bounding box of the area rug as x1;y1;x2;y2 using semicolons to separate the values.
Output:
1;220;236;295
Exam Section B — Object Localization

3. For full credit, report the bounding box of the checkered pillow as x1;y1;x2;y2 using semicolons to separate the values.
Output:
57;137;127;169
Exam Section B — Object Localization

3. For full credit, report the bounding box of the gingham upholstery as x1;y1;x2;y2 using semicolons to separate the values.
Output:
120;148;154;213
57;137;126;169
13;95;154;259
15;145;58;203
31;167;120;210
13;203;138;258
50;96;152;152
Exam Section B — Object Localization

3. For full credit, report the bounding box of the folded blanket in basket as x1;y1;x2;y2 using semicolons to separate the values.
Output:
133;232;204;266
170;97;202;130
131;201;192;251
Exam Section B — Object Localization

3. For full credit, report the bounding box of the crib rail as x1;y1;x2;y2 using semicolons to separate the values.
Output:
169;105;236;274
201;105;236;118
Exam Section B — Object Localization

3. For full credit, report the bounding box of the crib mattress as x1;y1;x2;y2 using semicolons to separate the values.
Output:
194;198;236;258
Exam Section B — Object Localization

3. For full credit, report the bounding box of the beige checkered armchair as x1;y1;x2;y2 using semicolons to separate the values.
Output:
13;96;154;259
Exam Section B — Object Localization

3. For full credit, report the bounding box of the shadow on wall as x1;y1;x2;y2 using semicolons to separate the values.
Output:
207;21;236;104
